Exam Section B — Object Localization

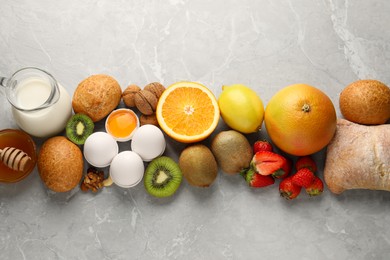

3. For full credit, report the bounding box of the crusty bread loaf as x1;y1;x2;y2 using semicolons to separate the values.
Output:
324;119;390;194
38;136;83;192
72;74;122;122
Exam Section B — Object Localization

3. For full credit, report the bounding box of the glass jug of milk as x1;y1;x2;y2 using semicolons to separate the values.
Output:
0;67;72;138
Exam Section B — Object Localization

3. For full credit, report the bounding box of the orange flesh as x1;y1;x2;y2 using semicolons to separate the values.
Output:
107;110;137;138
161;87;215;136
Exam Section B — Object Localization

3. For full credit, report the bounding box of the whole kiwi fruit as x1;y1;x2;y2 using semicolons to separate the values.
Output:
144;156;183;198
179;144;218;187
339;79;390;125
211;130;253;174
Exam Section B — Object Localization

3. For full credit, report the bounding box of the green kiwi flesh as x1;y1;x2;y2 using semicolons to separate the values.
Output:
144;156;183;198
66;113;94;145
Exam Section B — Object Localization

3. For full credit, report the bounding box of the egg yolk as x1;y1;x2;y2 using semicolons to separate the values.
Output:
107;110;138;138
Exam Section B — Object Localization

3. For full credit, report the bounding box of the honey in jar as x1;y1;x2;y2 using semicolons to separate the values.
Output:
0;129;36;183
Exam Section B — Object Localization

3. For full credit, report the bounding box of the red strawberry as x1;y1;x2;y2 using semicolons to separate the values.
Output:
279;176;302;200
295;156;317;173
291;168;315;188
251;151;286;176
272;157;292;179
305;176;324;196
242;169;275;188
253;140;273;153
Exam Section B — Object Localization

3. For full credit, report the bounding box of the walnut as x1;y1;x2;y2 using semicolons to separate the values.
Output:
140;113;159;127
144;82;166;99
122;84;141;108
134;90;158;115
80;167;105;192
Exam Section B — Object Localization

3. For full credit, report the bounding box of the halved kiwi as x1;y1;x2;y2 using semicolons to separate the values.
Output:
144;156;182;198
66;114;94;145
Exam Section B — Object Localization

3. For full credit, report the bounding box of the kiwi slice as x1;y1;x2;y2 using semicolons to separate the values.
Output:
66;113;94;145
144;156;183;198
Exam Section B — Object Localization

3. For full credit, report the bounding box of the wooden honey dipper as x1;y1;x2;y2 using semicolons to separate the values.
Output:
0;147;31;172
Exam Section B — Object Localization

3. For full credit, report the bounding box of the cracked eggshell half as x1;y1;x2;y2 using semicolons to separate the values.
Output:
83;132;118;167
105;108;140;142
109;151;144;188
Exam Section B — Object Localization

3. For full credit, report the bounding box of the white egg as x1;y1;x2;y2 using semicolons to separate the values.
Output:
83;132;118;167
110;151;144;188
131;125;166;162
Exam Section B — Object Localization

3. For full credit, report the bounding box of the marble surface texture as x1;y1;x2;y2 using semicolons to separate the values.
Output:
1;0;390;259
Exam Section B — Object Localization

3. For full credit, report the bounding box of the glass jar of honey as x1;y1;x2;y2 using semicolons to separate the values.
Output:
0;129;36;183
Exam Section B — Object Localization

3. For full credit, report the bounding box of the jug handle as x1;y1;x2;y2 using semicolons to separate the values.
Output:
0;77;9;88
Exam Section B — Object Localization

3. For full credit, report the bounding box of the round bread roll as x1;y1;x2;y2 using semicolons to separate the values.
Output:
72;74;122;122
38;136;83;192
339;80;390;125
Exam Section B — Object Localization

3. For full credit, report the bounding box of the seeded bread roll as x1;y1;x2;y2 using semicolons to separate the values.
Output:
72;74;121;122
38;136;83;192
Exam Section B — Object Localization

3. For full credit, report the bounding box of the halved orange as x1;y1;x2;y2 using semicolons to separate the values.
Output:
156;81;220;143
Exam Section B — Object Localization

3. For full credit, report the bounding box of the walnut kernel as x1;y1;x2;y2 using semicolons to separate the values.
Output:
80;167;105;193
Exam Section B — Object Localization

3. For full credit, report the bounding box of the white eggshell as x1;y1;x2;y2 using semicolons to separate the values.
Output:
131;125;166;162
110;151;144;188
83;132;118;167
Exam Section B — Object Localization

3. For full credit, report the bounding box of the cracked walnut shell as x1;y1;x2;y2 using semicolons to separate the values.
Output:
144;82;166;99
140;113;159;127
135;90;158;115
122;84;141;108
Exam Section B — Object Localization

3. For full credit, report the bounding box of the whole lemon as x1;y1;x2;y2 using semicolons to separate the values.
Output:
218;84;264;133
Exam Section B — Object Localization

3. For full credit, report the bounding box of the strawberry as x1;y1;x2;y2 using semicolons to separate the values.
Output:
251;151;286;176
295;156;317;173
279;176;302;200
291;168;315;188
242;168;275;188
253;140;273;153
305;176;324;196
272;157;292;179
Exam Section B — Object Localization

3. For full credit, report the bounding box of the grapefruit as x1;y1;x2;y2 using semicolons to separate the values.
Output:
264;84;336;156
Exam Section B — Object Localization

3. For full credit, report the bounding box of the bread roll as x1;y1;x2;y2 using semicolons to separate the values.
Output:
38;136;83;192
324;119;390;194
72;74;122;122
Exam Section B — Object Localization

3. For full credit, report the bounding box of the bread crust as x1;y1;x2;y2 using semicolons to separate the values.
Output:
72;74;121;122
324;119;390;194
38;136;83;192
339;80;390;125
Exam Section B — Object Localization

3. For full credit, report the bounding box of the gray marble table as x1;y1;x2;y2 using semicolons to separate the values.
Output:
1;1;390;259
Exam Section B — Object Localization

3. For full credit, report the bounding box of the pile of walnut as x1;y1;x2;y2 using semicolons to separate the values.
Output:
122;82;165;126
80;167;106;192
